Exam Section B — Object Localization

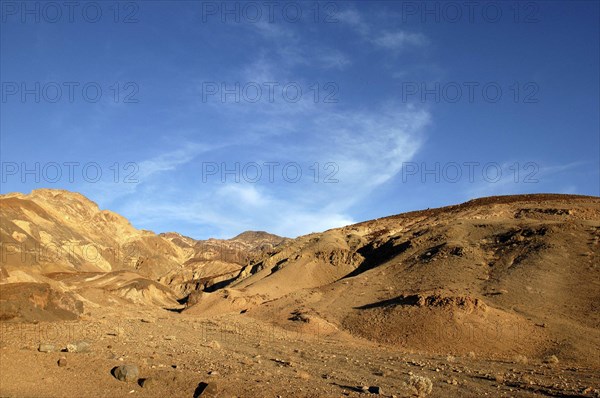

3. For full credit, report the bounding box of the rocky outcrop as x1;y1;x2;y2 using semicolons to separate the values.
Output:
0;282;83;322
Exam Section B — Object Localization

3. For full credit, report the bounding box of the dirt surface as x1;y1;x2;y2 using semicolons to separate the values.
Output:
1;307;599;398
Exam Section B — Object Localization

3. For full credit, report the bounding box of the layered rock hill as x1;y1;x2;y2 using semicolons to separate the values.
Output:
0;189;185;277
159;231;288;297
0;189;286;320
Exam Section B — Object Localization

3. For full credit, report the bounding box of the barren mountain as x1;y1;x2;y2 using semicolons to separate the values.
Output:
0;189;185;277
0;189;286;319
159;231;287;297
1;190;599;397
191;194;599;367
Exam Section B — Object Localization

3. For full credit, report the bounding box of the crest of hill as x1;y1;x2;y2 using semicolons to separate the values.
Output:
231;230;288;245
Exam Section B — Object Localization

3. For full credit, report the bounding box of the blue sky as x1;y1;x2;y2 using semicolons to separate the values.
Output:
1;1;599;239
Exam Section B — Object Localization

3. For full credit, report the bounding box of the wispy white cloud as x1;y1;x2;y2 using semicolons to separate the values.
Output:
137;142;210;179
79;142;216;206
373;31;429;50
337;9;370;36
105;8;433;238
117;99;430;238
217;184;265;208
314;48;351;70
119;182;356;238
338;7;429;52
244;17;352;71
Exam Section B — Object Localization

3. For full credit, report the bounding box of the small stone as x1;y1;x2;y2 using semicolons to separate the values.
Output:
57;357;67;367
197;381;219;397
141;319;155;323
296;371;310;380
208;370;218;376
38;343;55;353
114;364;140;383
544;355;559;364
164;335;176;340
66;341;91;353
368;386;382;394
108;326;125;337
139;377;155;388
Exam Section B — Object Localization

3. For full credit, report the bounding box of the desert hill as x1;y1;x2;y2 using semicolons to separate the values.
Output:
0;189;286;319
1;190;599;397
186;194;600;367
0;189;185;277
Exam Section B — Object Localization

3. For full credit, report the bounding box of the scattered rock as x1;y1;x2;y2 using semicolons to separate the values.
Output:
296;370;310;380
271;358;292;367
521;374;533;385
195;381;219;397
108;326;125;337
114;364;140;383
38;343;55;353
164;335;176;340
141;318;155;323
513;354;528;364
66;341;91;353
368;386;382;394
544;355;559;364
57;357;67;367
582;387;600;397
207;340;220;349
408;375;433;397
139;377;155;388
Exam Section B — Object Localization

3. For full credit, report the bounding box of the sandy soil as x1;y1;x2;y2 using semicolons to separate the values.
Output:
1;306;599;398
